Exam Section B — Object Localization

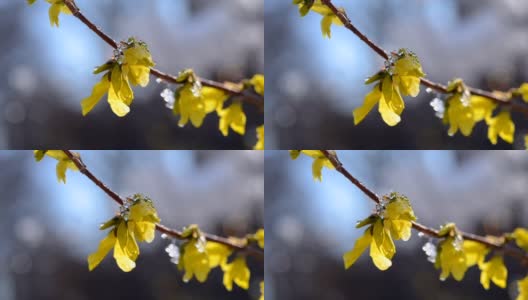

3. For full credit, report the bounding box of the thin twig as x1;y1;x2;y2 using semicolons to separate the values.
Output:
320;150;528;265
63;0;263;111
319;0;528;117
62;150;263;258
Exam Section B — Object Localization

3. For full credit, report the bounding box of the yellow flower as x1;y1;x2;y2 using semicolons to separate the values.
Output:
254;125;265;150
34;150;78;183
354;79;404;127
435;236;468;281
463;240;489;267
128;198;160;242
343;218;395;271
87;196;160;272
250;74;264;96
81;39;155;117
471;96;497;122
443;94;497;137
513;228;528;251
478;255;507;290
253;229;264;249
222;256;251;291
486;111;515;145
354;50;425;126
289;150;335;181
179;240;210;282
218;102;247;136
122;42;155;87
382;193;417;241
260;281;264;300
444;94;476;137
178;239;232;283
518;83;528;102
174;86;226;128
294;0;343;38
28;1;72;27
206;242;232;268
518;275;528;300
343;194;415;271
392;52;426;97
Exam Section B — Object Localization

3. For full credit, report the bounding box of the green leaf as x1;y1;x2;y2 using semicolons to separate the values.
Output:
93;61;115;75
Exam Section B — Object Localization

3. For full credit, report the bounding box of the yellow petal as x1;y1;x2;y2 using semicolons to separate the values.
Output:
48;3;61;27
87;230;116;271
518;276;528;300
253;125;265;150
250;74;265;96
254;229;264;249
108;84;131;117
463;240;488;267
56;160;68;183
379;95;401;126
113;237;136;272
353;85;381;125
513;228;528;251
180;241;212;282
370;237;392;271
479;256;507;290
222;257;251;291
320;15;333;38
519;83;528;102
218;102;247;136
206;242;232;268
397;76;421;97
81;75;110;116
487;111;515;145
343;227;372;269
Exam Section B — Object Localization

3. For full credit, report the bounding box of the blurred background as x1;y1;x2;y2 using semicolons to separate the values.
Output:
0;0;263;149
265;0;528;149
265;150;528;300
0;150;263;300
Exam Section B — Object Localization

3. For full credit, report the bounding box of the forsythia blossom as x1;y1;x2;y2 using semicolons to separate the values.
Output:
87;194;161;272
250;74;265;96
218;102;247;136
479;256;507;290
518;83;528;102
254;125;265;150
293;0;344;38
353;49;426;126
81;38;155;117
486;111;515;145
289;150;335;181
175;225;252;291
28;0;72;27
518;276;528;300
221;256;251;291
343;193;416;271
34;150;79;183
172;69;228;128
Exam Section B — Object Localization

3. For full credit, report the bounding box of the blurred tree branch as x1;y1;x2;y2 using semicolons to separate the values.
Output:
63;0;264;111
321;0;528;117
321;150;528;266
62;150;263;259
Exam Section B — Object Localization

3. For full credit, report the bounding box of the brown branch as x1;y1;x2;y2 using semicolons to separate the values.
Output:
320;150;528;265
63;0;263;111
319;0;528;117
62;150;263;258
